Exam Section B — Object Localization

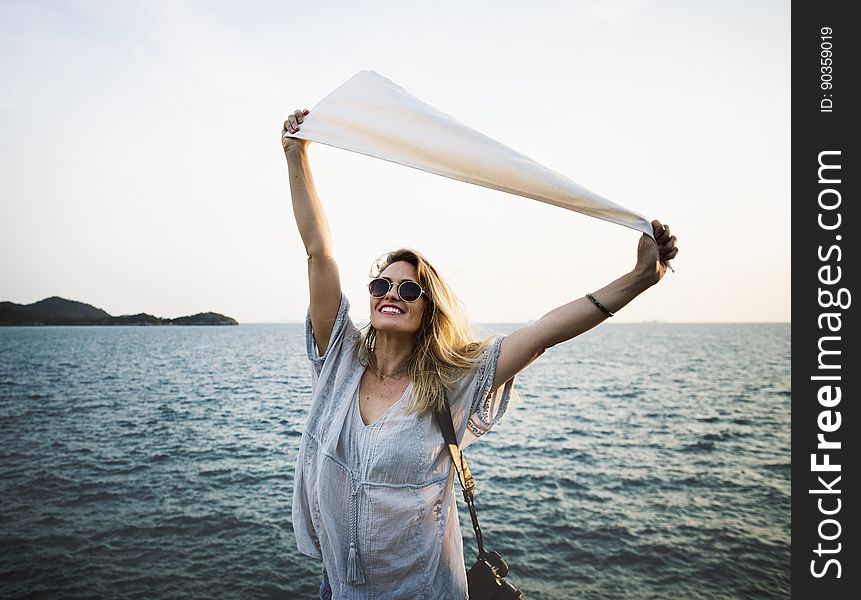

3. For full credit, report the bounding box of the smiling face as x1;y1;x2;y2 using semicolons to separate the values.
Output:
369;260;427;336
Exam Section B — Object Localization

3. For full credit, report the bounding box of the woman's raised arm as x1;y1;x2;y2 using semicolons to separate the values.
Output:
491;220;679;390
283;110;342;356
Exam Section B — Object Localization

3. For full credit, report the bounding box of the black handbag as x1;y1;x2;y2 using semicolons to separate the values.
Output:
435;399;524;600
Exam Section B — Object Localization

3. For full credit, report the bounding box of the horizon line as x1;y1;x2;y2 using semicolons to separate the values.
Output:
240;320;793;325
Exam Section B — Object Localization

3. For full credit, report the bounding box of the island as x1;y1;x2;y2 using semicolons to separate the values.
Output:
0;297;238;326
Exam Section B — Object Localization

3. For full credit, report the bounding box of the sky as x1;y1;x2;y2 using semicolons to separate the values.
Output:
0;0;790;324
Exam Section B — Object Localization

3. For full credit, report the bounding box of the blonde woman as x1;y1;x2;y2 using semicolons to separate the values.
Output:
283;109;678;600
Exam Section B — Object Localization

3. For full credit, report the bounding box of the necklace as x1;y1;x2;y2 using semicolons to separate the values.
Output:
372;362;408;381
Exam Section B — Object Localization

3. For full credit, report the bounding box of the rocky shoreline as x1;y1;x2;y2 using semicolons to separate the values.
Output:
0;297;238;326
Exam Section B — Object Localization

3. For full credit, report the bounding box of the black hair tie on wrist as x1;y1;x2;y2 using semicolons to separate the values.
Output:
586;293;614;317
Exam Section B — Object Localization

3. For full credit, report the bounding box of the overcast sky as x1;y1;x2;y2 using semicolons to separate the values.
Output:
0;0;790;324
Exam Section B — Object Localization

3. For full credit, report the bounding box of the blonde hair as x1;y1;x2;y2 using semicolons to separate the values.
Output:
355;248;495;415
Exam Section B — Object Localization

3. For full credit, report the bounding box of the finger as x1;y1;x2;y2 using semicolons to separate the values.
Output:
661;246;679;261
659;235;677;252
656;224;671;244
294;108;305;124
659;236;676;254
652;220;667;246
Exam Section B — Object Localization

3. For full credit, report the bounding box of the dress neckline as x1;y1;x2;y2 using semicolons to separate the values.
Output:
355;368;413;428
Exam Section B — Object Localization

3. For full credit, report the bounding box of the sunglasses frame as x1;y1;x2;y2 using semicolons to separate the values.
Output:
368;277;425;303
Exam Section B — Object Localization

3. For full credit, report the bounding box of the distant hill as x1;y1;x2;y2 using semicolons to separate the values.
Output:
0;297;238;326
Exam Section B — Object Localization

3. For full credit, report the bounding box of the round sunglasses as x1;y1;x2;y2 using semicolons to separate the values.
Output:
368;277;425;302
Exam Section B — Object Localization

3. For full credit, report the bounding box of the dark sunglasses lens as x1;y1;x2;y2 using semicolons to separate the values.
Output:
368;278;390;297
399;281;422;302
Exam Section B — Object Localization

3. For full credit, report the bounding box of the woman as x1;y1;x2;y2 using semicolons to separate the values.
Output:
283;109;678;600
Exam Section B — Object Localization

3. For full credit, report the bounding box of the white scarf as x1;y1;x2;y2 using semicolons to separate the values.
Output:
285;70;654;238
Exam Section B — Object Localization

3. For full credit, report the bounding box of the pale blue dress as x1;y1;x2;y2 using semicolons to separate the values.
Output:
292;292;515;599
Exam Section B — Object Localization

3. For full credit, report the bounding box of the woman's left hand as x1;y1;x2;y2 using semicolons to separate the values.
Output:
635;220;678;286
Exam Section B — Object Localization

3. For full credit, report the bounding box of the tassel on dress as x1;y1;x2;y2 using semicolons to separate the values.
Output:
347;543;365;584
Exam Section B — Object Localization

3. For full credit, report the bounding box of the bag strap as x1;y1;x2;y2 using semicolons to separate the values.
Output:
435;398;487;559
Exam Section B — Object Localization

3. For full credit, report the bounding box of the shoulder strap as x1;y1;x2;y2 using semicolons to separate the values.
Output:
436;399;475;495
435;398;486;558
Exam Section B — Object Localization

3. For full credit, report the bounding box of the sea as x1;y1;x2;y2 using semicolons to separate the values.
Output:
0;323;790;599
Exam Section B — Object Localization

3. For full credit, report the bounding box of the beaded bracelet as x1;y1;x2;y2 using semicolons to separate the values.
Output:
586;293;614;317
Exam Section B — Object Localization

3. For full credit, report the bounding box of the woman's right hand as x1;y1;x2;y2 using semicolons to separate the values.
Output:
282;109;309;155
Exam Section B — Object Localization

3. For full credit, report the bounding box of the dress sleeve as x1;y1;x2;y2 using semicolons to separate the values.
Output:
459;334;516;448
304;292;357;375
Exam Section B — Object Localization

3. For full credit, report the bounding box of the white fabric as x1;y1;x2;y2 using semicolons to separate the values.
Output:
284;70;654;238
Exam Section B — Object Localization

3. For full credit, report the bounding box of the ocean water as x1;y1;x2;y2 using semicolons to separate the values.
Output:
0;323;790;599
